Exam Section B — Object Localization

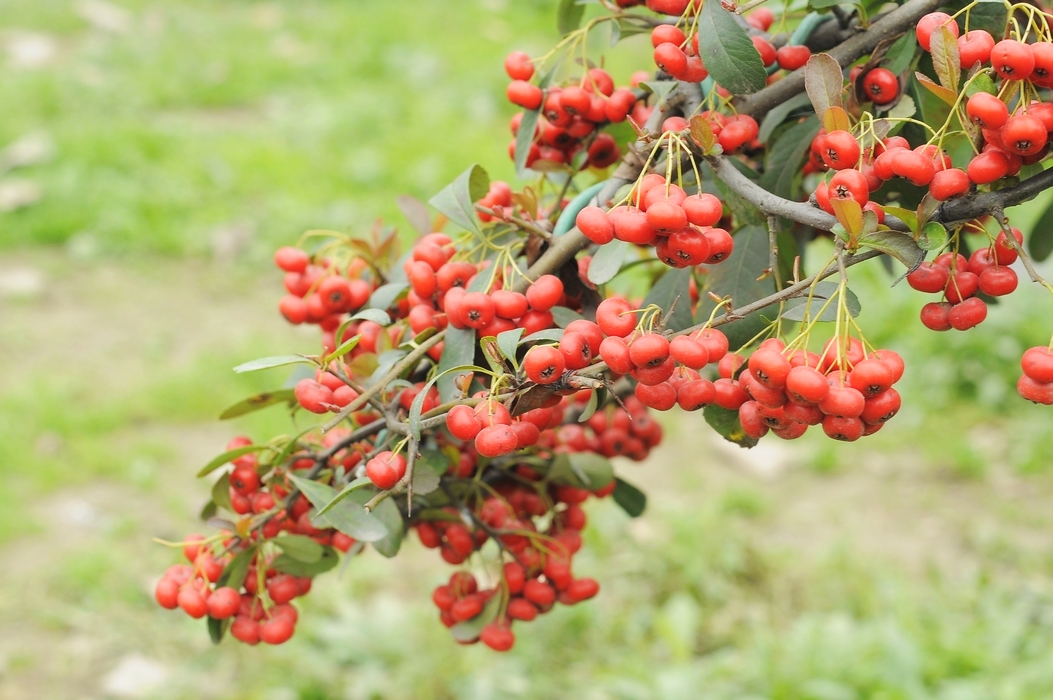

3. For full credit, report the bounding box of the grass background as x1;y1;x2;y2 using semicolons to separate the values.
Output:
3;1;1053;699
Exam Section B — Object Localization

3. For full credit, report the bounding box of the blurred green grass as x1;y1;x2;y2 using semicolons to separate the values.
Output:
4;1;1053;698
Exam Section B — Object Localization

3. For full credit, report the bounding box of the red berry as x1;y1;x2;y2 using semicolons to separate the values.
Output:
862;68;899;105
365;451;407;490
654;43;688;77
929;168;970;201
948;297;987;330
629;334;670;368
967;149;1009;184
1022;346;1053;383
480;622;515;652
259;615;295;645
525;274;563;311
978;265;1018;296
1017;375;1053;404
822;130;861;170
916;12;958;52
274;246;309;273
446;404;482;441
475;425;518;457
829;169;870;206
208;587;241;619
966;92;1008;130
177;587;209;619
907;261;950;293
504;51;534;80
958;30;995;69
506;80;543;110
776;45;811;71
576;206;615;244
155;578;180;609
991;40;1034;80
703;228;734;263
524;345;566;384
822;415;864;441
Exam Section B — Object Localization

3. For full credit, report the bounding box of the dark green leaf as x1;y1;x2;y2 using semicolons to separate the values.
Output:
197;445;270;478
782;281;861;321
859;230;925;269
288;474;389;542
428;164;490;233
588;239;629;285
347;491;404;558
396;194;432;235
211;473;232;512
758;117;820;200
966;72;997;96
695;224;777;348
549;452;614;489
557;0;585;35
804;53;844;114
613;477;646;517
643;267;693;332
703;404;758;448
215;549;253;591
550;306;585;327
697;0;767;94
968;0;1008;38
271;546;339;577
233;355;313;373
577;389;600;423
758;93;812;144
219;389;296;420
1028;198;1053;261
496;328;524;368
272;534;323;563
208;616;229;644
411;467;441;496
437;327;477;403
367;281;408;311
884;29;917;76
515;109;541;177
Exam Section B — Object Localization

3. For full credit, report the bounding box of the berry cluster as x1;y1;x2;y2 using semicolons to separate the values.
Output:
1018;346;1053;404
423;479;603;651
576;175;734;268
909;230;1021;332
718;338;904;442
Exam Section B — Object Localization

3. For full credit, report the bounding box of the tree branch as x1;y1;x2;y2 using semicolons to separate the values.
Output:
938;168;1053;226
737;0;943;120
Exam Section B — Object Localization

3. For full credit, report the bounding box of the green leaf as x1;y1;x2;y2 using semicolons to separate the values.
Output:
496;328;524;369
696;224;776;348
858;230;925;269
884;29;917;76
885;93;916;120
966;72;997;96
703;404;758;448
428;164;490;233
351;308;392;326
216;548;254;590
522;328;565;343
197;445;270;478
437;327;477;403
587;240;629;285
917;221;948;251
549;452;614;489
211;472;232;512
347;491;404;558
697;0;767;95
412;467;441;497
640;80;678;103
514;109;541;177
759;117;821;200
208;616;229;644
782;281;862;322
557;0;585;35
804;53;844;114
881;206;919;233
323;334;361;364
643;267;693;332
233;355;314;373
367;281;408;311
288;474;389;542
271;546;339;577
968;0;1008;38
550;306;586;327
314;477;373;518
219;389;296;420
758;93;812;144
1028;198;1053;261
612;477;647;517
409;362;477;440
450;592;501;642
272;534;324;563
577;388;600;423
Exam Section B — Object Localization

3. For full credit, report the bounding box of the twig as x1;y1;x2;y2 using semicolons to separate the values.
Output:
322;330;446;432
474;204;553;240
993;207;1052;289
767;214;782;292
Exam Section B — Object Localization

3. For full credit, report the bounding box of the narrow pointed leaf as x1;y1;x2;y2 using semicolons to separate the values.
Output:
233;355;314;373
219;389;296;420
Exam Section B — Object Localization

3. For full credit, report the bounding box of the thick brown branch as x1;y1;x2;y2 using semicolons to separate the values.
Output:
938;168;1053;226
